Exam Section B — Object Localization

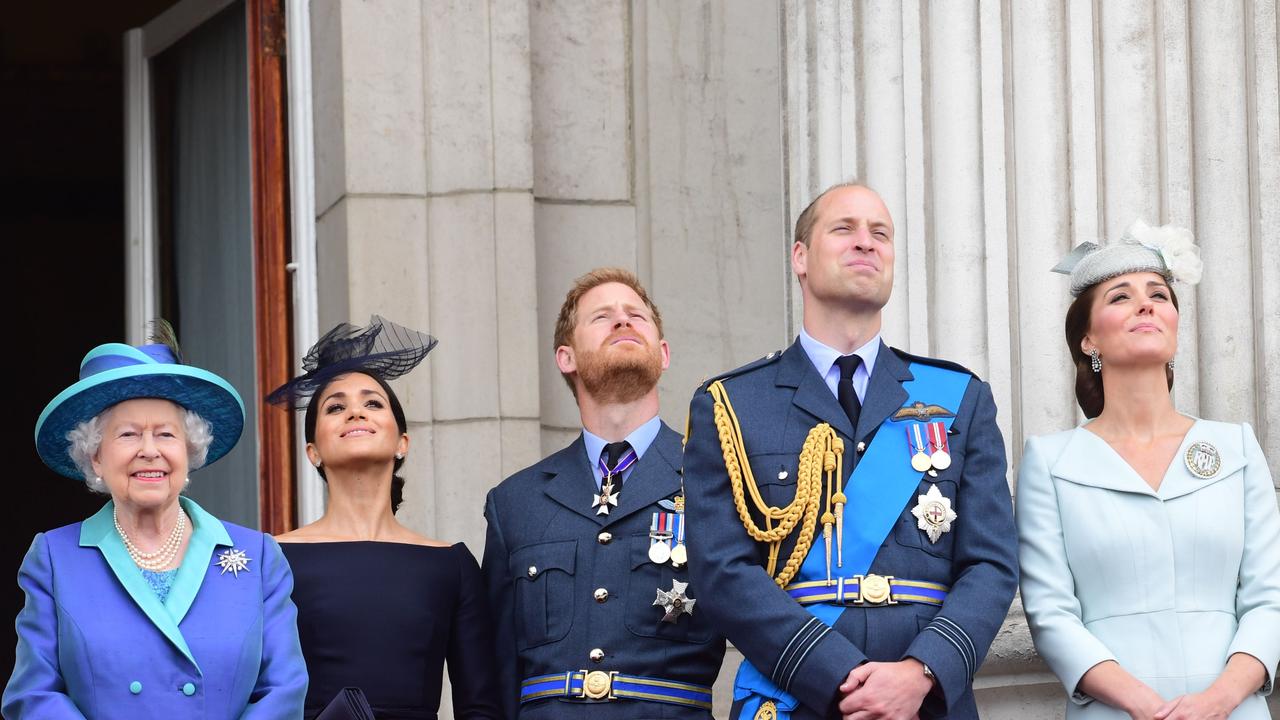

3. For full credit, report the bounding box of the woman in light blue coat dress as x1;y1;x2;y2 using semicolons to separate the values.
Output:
1017;221;1280;720
3;328;307;719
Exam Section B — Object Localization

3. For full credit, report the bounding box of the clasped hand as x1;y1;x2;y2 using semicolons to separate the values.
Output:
836;659;932;720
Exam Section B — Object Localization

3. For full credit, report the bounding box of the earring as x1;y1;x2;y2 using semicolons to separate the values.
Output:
394;452;404;460
1090;349;1101;373
313;459;323;469
1167;359;1176;370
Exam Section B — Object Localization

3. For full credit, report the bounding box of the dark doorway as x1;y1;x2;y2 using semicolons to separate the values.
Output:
3;0;187;681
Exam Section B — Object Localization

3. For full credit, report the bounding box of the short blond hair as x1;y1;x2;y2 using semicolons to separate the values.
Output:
553;268;664;391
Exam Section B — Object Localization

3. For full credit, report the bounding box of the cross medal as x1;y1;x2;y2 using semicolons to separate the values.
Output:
592;447;638;516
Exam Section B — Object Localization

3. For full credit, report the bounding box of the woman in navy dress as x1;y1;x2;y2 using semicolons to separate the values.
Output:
267;316;501;720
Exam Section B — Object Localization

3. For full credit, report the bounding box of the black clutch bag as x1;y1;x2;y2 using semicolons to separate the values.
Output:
315;687;375;720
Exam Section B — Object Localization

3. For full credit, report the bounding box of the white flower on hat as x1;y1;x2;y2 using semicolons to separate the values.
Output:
1122;219;1203;285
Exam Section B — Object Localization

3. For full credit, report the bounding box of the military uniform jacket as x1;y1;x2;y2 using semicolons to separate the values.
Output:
683;340;1018;719
482;422;727;719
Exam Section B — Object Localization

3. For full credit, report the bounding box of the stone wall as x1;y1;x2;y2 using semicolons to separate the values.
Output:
305;1;1280;717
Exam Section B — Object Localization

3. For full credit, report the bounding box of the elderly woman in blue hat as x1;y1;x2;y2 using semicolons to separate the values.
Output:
3;330;307;719
1017;222;1280;719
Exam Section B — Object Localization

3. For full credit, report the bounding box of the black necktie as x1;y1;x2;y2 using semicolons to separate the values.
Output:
835;354;862;433
602;441;632;495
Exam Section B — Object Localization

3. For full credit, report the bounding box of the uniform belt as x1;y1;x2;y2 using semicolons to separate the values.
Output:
784;574;949;606
520;670;713;710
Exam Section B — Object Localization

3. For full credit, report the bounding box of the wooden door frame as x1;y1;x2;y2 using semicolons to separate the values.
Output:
247;0;295;534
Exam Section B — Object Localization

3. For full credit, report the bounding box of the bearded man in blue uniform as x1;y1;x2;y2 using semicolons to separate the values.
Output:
683;183;1017;720
483;268;726;719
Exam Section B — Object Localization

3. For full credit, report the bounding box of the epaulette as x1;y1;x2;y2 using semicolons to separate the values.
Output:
698;349;785;390
890;346;983;381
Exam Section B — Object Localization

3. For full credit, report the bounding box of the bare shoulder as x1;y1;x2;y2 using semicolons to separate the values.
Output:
273;524;332;543
393;528;453;548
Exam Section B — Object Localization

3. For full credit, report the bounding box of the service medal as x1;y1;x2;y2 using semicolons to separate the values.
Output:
648;511;674;564
928;421;951;470
669;510;688;566
669;543;688;566
908;423;933;472
910;484;957;544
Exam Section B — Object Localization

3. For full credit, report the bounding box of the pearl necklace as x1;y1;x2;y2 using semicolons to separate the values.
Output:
114;507;187;571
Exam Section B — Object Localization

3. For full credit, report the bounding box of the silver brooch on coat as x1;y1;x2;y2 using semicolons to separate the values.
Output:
215;548;252;577
1184;441;1221;479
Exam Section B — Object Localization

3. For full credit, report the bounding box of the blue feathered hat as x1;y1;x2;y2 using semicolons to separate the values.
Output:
35;342;245;480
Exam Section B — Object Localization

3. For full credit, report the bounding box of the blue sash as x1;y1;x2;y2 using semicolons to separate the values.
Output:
734;362;969;720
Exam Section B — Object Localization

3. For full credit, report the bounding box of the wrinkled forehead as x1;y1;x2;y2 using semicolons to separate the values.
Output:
817;186;894;230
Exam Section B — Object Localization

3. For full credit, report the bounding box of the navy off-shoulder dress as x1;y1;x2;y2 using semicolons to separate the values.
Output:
282;542;502;720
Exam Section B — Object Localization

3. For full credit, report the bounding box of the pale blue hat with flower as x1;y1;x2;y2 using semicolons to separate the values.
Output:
1052;219;1204;296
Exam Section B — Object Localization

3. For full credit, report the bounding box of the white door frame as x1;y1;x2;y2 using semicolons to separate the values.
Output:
122;0;237;344
123;0;322;524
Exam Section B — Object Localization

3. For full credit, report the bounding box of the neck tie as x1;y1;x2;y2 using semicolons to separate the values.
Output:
835;354;862;434
602;441;633;494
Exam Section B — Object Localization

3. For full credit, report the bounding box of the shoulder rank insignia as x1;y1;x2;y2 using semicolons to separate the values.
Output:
892;400;956;422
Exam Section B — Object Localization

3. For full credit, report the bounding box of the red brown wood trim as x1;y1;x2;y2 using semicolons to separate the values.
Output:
247;0;296;534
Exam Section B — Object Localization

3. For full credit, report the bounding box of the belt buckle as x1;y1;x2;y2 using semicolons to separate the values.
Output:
856;574;896;605
579;670;618;701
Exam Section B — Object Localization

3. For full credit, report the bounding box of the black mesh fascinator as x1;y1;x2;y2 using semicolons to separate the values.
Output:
267;315;437;408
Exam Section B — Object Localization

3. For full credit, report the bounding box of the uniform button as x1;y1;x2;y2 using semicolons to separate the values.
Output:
597;532;612;544
527;566;537;578
182;682;196;696
777;470;788;480
129;681;142;695
594;588;609;603
589;648;605;663
856;441;866;453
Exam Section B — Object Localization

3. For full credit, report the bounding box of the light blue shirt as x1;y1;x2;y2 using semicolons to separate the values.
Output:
798;326;881;404
582;414;663;490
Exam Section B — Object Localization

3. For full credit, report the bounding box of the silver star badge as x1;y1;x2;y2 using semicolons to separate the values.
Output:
653;579;697;623
592;479;619;515
215;548;252;578
911;484;957;544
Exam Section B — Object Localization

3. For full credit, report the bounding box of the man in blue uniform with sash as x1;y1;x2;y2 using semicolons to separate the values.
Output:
483;268;726;718
683;183;1017;719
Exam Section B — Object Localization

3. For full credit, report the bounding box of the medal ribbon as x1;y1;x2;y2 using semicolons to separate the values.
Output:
907;423;929;455
929;421;949;454
734;362;970;720
597;448;638;486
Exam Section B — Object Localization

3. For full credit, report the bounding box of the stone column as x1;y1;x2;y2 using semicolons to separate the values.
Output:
309;0;541;551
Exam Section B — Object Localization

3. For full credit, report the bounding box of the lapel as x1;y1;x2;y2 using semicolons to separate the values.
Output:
1053;421;1246;499
78;497;233;671
543;435;611;526
776;340;855;440
80;500;194;669
167;497;233;624
775;339;913;444
601;423;683;528
1157;420;1245;500
856;343;912;443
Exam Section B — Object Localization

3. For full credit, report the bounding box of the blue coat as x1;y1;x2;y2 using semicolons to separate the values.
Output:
1017;420;1280;719
3;497;308;719
682;340;1018;719
482;422;727;719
